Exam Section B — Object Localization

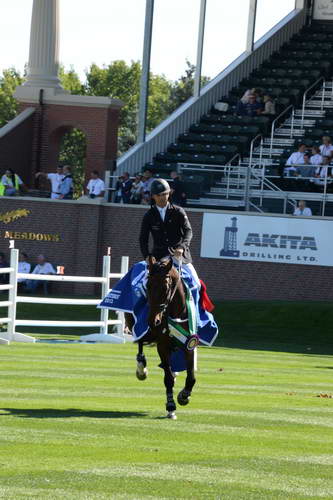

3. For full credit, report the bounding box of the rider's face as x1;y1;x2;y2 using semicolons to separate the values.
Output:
153;192;169;207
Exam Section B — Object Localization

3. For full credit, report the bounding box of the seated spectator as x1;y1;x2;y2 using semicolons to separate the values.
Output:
25;255;56;294
295;153;315;178
284;144;307;176
170;171;187;206
142;169;154;204
59;166;73;199
17;252;31;288
319;136;333;158
130;174;144;204
240;88;262;104
86;170;105;199
293;200;312;216
261;95;276;116
310;146;322;166
236;94;263;117
0;252;9;287
36;165;64;199
0;169;24;196
313;156;333;188
114;176;124;203
121;172;132;204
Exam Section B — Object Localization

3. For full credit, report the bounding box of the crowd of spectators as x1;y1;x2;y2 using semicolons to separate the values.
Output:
114;169;187;206
0;252;56;295
283;136;333;191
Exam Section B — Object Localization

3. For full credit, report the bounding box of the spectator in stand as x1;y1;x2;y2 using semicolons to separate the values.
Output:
240;88;262;104
130;174;144;204
170;171;187;206
121;172;132;204
284;144;307;176
114;175;124;203
142;169;154;204
261;95;276;116
310;146;323;166
236;94;263;117
0;252;8;287
35;165;64;199
319;136;333;158
295;153;315;179
86;170;105;199
25;254;56;294
313;156;332;189
0;169;24;196
293;200;312;216
59;166;73;199
17;252;31;288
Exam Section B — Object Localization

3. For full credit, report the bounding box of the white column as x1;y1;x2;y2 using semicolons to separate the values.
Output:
246;0;258;53
24;0;63;89
193;0;207;98
295;0;305;8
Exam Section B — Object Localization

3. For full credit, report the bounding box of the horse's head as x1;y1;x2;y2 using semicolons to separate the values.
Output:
146;256;173;328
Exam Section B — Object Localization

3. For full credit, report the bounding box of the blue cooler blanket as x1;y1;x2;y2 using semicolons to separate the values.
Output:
99;261;219;371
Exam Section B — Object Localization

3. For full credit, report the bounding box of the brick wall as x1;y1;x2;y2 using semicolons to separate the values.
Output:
1;197;332;301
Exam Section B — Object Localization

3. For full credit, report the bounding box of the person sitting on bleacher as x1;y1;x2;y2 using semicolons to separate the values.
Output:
313;156;332;189
295;153;315;179
319;136;333;159
284;144;307;177
236;94;263;117
240;88;262;104
293;200;312;217
261;95;276;116
310;146;323;166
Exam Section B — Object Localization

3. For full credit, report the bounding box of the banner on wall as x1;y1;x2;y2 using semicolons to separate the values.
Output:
201;213;333;267
313;0;333;20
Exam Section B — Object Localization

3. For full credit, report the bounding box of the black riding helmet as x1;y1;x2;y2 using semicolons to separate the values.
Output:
150;179;171;196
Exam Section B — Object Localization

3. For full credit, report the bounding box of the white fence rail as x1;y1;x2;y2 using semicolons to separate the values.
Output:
0;248;129;345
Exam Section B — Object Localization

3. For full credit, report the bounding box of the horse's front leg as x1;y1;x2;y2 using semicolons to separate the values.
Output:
157;341;177;420
136;340;148;381
177;349;196;406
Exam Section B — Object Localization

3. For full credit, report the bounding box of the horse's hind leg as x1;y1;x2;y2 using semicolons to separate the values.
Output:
177;350;196;406
136;340;148;381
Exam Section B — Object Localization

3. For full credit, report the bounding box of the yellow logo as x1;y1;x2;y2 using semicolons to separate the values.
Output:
0;209;31;224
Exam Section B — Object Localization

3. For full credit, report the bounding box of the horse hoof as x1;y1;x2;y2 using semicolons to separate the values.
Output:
136;364;148;381
177;390;191;406
167;412;177;420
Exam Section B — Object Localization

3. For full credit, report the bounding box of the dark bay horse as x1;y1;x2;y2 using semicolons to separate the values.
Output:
126;256;198;419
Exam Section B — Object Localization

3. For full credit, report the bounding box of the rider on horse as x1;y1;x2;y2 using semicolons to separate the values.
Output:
139;178;200;286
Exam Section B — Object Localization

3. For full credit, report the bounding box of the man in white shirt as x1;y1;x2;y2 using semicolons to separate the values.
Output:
313;156;332;187
17;252;31;286
86;170;105;199
26;255;56;294
293;200;312;217
36;166;64;199
284;144;307;176
319;136;333;158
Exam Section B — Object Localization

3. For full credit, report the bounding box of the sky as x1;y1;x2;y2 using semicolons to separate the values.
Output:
0;0;295;82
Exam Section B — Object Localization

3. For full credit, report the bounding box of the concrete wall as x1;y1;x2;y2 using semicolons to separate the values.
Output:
0;196;332;301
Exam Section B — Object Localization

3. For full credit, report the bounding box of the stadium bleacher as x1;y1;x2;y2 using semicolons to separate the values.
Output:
143;21;333;214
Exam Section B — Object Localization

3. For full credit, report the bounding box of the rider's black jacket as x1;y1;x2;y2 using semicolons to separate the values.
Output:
139;203;193;264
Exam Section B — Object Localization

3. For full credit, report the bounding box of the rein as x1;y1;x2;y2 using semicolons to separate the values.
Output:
157;257;182;316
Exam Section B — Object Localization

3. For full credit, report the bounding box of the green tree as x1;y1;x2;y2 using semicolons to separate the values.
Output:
168;60;210;113
0;68;24;127
59;66;85;95
58;128;87;199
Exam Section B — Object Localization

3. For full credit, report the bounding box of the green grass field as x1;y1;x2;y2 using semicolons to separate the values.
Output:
1;299;333;500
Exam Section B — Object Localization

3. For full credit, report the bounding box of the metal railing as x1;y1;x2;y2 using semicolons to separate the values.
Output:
301;76;325;126
270;104;294;154
249;134;263;169
116;8;306;176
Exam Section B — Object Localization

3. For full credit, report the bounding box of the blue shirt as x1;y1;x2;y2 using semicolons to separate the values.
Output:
59;176;73;196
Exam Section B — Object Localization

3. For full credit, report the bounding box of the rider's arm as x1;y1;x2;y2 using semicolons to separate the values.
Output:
177;209;192;251
139;212;151;259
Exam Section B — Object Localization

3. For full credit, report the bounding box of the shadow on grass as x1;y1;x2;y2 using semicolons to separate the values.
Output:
0;408;148;419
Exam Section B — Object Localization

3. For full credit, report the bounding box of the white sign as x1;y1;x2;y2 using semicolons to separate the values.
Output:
201;213;333;267
313;0;333;20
